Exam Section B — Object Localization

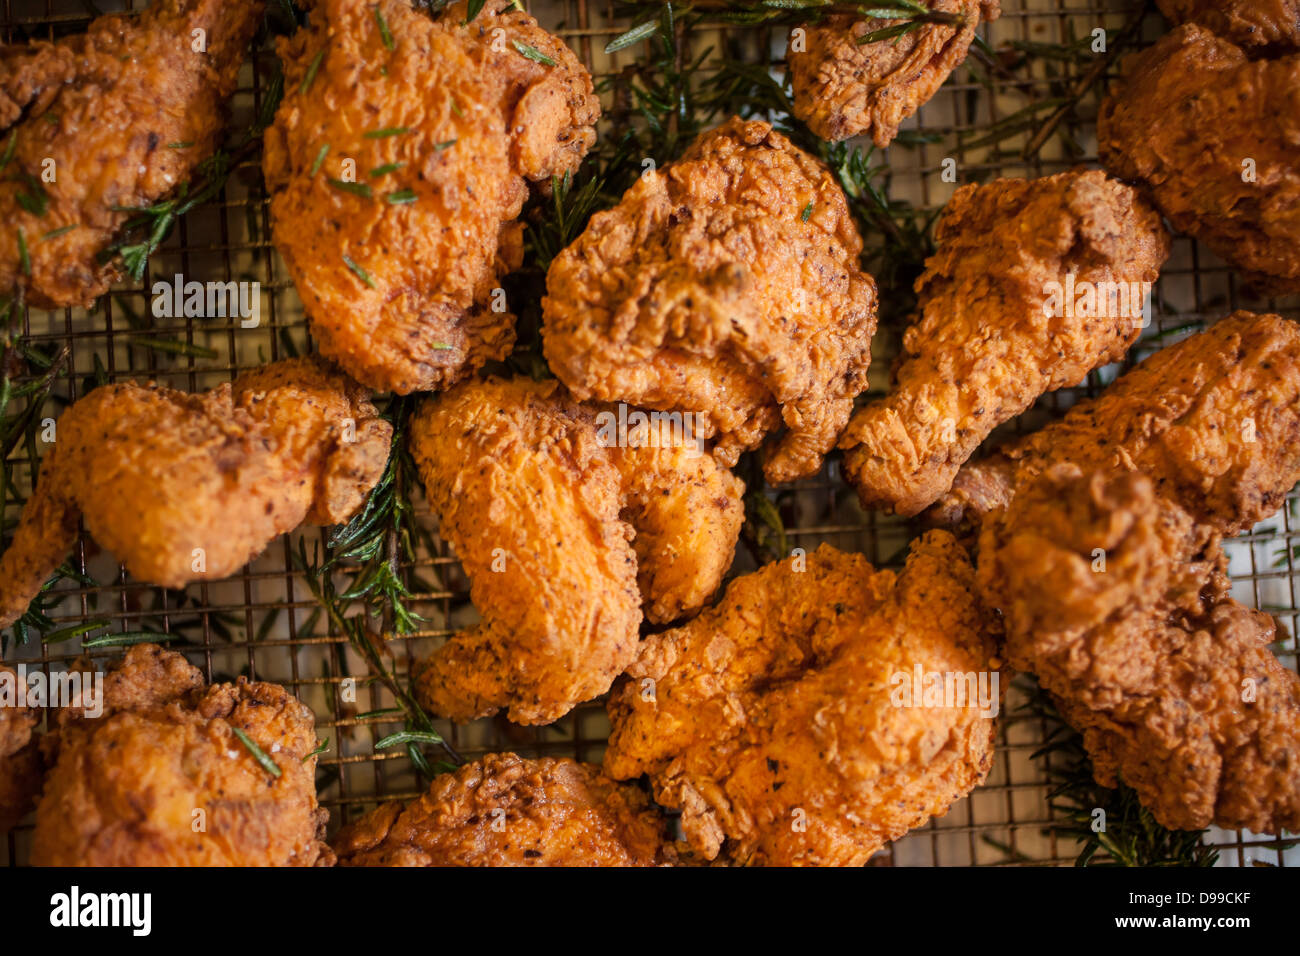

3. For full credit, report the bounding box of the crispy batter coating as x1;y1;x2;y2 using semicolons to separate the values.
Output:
265;0;598;393
0;664;43;833
0;0;263;309
930;312;1300;534
0;356;391;629
409;377;743;725
838;170;1170;517
1157;0;1300;50
543;118;878;484
604;538;998;866
1099;25;1300;293
788;2;1001;146
334;752;669;866
979;467;1300;833
31;644;331;865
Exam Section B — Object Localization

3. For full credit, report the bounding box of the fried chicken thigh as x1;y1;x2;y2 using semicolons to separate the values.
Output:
31;644;331;865
929;312;1300;534
265;0;598;393
0;356;390;629
1157;0;1300;50
604;537;998;866
0;664;43;833
838;170;1170;517
0;0;263;309
334;753;669;866
979;467;1300;833
788;1;1001;146
1099;25;1300;293
409;377;743;726
543;118;878;484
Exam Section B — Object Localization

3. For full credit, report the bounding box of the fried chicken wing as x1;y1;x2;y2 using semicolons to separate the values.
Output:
930;312;1300;534
1099;25;1300;293
788;2;1001;146
31;644;331;865
1157;0;1300;50
838;170;1170;517
0;356;391;629
265;0;598;393
409;377;743;725
0;663;43;833
979;466;1300;833
543;118;878;484
0;0;263;309
334;752;669;866
604;537;998;866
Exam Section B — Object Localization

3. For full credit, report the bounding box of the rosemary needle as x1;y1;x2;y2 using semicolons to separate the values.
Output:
233;728;283;779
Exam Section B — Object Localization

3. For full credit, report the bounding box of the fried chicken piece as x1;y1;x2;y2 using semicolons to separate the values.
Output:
838;170;1171;517
0;356;390;629
409;377;743;725
604;537;998;866
979;466;1300;833
0;0;263;309
788;1;1001;146
334;752;669;866
1157;0;1300;50
0;664;44;833
31;644;331;865
265;0;598;393
543;118;878;484
1099;25;1300;293
930;312;1300;534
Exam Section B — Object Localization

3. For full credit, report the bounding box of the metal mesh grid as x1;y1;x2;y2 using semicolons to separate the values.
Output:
1;0;1297;867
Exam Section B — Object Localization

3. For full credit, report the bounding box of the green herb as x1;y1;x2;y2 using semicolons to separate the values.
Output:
304;738;329;762
374;6;395;49
385;188;417;204
801;201;813;222
369;162;404;177
300;49;325;94
81;630;177;648
0;131;16;171
310;143;330;176
232;728;282;779
605;19;660;54
342;254;376;288
464;0;487;24
329;178;373;198
434;139;456;151
41;225;76;241
40;617;111;645
364;126;411;139
16;228;29;276
375;731;446;750
16;176;49;217
512;40;557;66
127;335;218;360
167;141;194;149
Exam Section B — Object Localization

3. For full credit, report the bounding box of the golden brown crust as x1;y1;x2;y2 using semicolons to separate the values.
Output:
0;356;391;629
604;538;998;866
334;753;669;866
1098;25;1300;293
979;466;1300;833
543;117;877;484
409;377;743;725
1156;0;1300;50
265;0;598;393
930;312;1300;534
838;169;1170;516
0;0;264;308
0;663;43;832
31;644;330;866
788;2;1001;146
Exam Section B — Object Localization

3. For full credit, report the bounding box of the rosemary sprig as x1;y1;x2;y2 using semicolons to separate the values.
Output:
233;727;283;779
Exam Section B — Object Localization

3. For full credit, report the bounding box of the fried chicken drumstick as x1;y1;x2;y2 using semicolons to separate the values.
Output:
1099;25;1300;293
265;0;598;393
334;753;669;866
0;0;263;308
929;312;1300;534
788;1;1001;146
0;356;391;629
0;664;43;833
980;467;1300;833
409;377;743;725
543;118;877;484
838;169;1170;516
1156;0;1300;50
604;537;998;866
31;644;331;866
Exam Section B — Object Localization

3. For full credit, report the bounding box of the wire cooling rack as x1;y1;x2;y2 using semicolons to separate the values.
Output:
2;0;1297;867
